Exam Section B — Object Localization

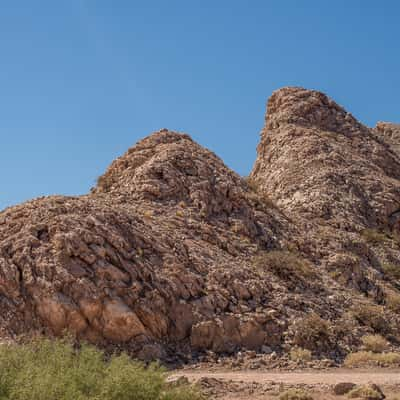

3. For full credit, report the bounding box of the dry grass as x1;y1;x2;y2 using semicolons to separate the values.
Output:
347;385;383;399
279;389;314;400
344;351;400;367
351;304;389;333
289;347;312;362
244;176;280;211
292;314;331;352
143;210;154;219
361;229;389;245
361;335;388;353
386;292;400;312
382;263;400;281
244;175;258;192
96;174;113;192
254;250;317;289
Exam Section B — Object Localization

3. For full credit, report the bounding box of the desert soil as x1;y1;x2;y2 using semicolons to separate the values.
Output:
170;369;400;399
172;369;400;385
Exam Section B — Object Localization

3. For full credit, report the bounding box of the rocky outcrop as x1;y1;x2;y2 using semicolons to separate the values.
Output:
375;122;400;157
251;87;400;229
0;131;294;361
251;87;400;296
1;88;400;363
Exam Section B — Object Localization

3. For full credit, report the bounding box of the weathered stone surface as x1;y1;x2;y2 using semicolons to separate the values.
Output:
251;87;400;306
251;87;400;229
333;382;356;395
375;122;400;156
1;87;400;361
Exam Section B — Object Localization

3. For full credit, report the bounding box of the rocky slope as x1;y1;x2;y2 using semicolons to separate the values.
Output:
1;87;400;363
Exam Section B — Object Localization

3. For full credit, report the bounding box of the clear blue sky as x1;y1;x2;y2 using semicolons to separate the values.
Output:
1;1;399;211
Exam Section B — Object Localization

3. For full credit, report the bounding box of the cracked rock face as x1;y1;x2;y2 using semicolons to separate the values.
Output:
251;87;400;228
375;122;400;157
1;88;400;362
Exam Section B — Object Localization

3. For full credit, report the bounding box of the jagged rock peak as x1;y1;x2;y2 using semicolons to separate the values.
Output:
265;86;366;134
252;87;400;230
94;129;245;207
95;129;198;195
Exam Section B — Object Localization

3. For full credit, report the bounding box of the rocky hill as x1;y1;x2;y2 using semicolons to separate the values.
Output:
1;87;400;364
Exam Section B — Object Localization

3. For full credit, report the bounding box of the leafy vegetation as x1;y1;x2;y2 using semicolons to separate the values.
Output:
0;338;201;400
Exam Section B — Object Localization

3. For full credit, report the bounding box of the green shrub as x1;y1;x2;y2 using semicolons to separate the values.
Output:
0;338;201;400
279;389;313;400
361;334;388;353
289;347;312;362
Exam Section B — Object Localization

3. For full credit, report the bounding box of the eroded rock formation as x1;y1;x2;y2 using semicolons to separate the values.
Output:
1;88;400;362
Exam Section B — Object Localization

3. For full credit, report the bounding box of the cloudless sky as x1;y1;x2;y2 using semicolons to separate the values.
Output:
1;1;399;211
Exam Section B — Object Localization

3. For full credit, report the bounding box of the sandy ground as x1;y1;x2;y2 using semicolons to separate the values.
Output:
172;369;400;385
170;369;400;399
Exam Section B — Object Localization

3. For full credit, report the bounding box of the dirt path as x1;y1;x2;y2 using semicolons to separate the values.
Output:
171;369;400;385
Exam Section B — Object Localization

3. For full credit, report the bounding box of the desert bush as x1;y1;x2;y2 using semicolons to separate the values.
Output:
279;389;314;400
244;176;258;191
351;304;389;333
0;337;201;400
292;314;331;352
361;229;389;245
382;263;400;281
97;174;113;192
289;347;312;362
381;352;400;364
254;250;316;288
328;269;343;280
347;385;383;400
344;351;400;367
143;210;154;219
344;351;372;367
361;334;388;353
386;292;400;312
244;176;280;211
